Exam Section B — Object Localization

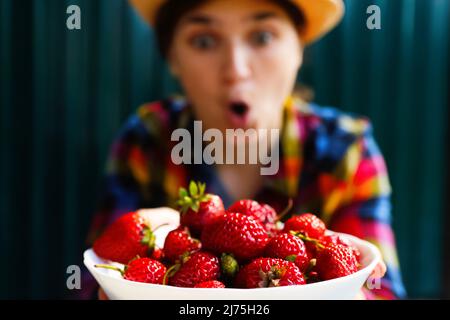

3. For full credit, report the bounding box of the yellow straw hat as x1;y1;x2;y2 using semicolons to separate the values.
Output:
129;0;345;45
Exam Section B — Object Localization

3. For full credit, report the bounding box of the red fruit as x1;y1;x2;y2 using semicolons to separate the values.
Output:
265;233;310;272
265;233;307;261
163;226;201;263
194;280;226;288
167;251;220;288
150;247;165;261
235;258;306;288
123;258;166;284
292;254;311;273
201;213;269;262
227;200;277;234
316;243;359;280
322;234;361;263
95;257;166;284
93;212;156;264
283;213;326;240
177;181;225;237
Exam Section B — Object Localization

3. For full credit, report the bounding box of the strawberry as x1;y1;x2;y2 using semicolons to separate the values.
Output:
265;233;305;258
292;254;312;274
166;251;220;288
227;200;278;234
201;212;269;262
150;247;165;261
93;211;157;264
177;181;225;237
163;226;201;263
194;280;226;288
287;229;324;268
322;234;361;263
235;258;305;288
264;233;309;272
95;257;166;284
316;243;359;280
283;213;326;240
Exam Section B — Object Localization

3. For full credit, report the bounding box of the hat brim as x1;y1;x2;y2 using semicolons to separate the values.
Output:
129;0;344;45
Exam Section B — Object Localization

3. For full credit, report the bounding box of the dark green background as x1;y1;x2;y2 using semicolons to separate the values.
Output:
0;0;449;299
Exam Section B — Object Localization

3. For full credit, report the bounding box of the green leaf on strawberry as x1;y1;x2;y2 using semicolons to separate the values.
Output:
140;225;156;250
176;181;211;214
189;181;198;196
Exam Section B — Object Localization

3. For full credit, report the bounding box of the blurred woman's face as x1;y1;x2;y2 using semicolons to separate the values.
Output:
169;0;303;134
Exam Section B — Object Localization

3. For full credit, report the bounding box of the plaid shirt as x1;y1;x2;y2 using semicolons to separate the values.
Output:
83;95;406;299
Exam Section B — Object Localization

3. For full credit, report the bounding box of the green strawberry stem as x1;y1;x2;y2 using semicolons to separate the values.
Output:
163;264;180;285
127;255;141;264
143;223;171;256
95;264;124;276
176;181;210;214
265;266;287;287
270;266;286;279
141;226;156;250
276;198;294;222
290;231;325;249
285;255;297;263
179;251;192;264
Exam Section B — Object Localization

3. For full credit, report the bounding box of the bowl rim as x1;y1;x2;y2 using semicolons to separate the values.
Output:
84;231;382;292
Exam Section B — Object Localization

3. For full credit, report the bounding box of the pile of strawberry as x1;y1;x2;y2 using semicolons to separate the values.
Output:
93;181;361;289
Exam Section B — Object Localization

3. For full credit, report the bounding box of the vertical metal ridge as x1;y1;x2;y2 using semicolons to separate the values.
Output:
31;0;49;299
416;0;449;297
341;0;370;113
129;7;154;108
0;0;13;299
9;0;34;299
391;0;417;297
96;0;124;165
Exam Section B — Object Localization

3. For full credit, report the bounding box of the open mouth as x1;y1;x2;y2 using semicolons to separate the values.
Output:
229;102;249;118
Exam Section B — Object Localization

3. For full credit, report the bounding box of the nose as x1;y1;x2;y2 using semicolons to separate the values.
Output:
221;42;252;86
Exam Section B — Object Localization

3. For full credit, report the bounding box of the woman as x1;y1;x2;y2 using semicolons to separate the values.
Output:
87;0;406;299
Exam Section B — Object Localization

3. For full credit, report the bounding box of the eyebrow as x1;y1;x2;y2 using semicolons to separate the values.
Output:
182;11;280;26
184;15;213;25
250;11;279;22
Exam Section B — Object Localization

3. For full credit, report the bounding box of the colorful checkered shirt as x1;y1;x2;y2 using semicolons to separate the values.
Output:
83;95;407;299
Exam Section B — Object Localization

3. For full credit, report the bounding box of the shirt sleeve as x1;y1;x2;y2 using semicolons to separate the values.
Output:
324;119;407;300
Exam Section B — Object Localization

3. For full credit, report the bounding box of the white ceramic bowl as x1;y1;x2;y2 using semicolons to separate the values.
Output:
84;226;381;300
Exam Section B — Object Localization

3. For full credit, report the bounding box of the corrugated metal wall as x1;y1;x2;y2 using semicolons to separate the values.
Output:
0;0;448;299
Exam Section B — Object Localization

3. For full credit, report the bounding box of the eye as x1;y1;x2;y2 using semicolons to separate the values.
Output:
190;34;218;50
250;31;274;47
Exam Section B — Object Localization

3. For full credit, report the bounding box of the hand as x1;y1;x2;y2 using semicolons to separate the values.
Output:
354;261;386;300
370;261;387;279
98;288;109;300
